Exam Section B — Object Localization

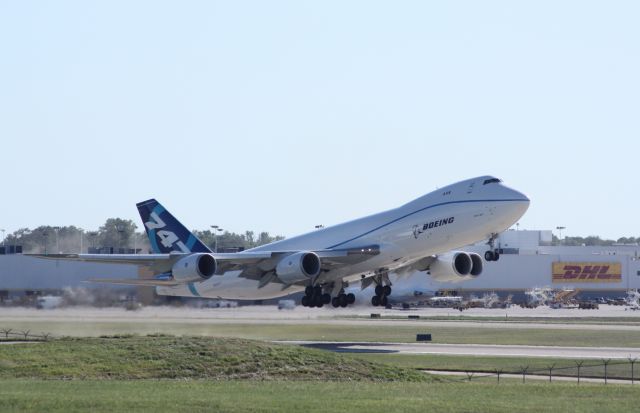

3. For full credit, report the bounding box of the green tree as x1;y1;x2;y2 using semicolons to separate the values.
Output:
192;229;285;251
98;218;137;251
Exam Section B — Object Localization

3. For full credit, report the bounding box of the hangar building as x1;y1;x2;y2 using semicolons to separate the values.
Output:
0;253;140;303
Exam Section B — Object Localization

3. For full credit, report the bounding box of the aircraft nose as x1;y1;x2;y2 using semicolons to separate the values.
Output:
508;188;530;216
499;185;530;218
507;187;530;203
517;191;530;203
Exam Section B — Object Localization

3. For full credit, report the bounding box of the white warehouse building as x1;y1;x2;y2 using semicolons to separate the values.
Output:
424;230;640;295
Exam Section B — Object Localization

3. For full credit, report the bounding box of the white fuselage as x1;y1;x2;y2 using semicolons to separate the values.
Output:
157;176;529;300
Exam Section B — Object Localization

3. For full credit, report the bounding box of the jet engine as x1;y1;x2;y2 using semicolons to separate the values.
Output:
429;252;483;282
172;253;217;283
276;251;322;284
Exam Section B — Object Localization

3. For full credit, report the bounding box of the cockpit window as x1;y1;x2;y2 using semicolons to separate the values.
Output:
483;178;501;185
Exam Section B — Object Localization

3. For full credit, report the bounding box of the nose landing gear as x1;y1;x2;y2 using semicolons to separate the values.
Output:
484;250;500;261
485;233;501;262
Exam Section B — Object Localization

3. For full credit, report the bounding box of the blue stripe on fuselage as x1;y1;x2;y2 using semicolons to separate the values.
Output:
187;282;201;297
326;198;528;249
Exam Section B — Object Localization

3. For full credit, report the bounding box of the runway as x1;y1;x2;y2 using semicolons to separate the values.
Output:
2;306;640;332
283;341;640;359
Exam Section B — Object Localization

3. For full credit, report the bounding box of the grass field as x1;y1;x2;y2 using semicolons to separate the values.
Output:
0;335;425;381
3;334;635;382
1;335;639;412
2;320;640;347
1;380;639;413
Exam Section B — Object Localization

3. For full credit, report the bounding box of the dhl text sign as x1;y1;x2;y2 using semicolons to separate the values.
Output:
552;262;622;283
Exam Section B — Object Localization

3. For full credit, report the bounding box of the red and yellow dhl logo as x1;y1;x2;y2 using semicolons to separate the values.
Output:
552;262;621;283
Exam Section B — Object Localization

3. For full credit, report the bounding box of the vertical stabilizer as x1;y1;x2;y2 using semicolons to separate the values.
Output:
136;199;211;254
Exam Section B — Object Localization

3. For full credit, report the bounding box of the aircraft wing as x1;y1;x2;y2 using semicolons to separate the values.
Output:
28;245;380;286
391;256;436;276
29;199;380;289
315;245;379;267
231;245;381;282
28;251;274;275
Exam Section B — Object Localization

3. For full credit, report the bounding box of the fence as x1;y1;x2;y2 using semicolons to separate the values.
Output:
432;358;640;385
0;328;52;341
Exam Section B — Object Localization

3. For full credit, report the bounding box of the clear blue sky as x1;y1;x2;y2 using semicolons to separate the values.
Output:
0;1;638;240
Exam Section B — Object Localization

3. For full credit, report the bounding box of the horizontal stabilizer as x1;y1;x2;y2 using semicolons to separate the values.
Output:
86;278;182;287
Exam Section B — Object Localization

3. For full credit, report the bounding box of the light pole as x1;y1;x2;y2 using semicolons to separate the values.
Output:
556;226;566;245
78;228;84;254
116;225;125;254
210;225;224;253
42;230;49;255
52;226;60;253
87;231;98;252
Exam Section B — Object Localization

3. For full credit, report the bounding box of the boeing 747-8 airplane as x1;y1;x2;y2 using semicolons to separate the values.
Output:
36;176;529;308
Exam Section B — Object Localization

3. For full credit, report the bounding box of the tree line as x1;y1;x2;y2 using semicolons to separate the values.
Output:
2;219;284;254
552;235;640;246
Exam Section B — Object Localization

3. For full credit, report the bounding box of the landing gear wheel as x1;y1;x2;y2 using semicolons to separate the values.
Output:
301;296;309;307
375;285;384;296
381;296;388;307
493;251;500;261
339;294;348;308
383;285;392;296
332;297;340;308
372;295;381;306
314;295;324;308
484;251;495;261
346;293;356;304
322;293;331;304
305;286;313;296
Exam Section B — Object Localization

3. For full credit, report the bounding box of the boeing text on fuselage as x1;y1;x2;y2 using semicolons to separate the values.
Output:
413;217;455;239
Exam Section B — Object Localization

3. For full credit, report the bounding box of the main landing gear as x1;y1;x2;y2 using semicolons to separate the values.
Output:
301;286;330;308
331;292;356;308
485;233;500;262
301;285;355;308
371;284;392;307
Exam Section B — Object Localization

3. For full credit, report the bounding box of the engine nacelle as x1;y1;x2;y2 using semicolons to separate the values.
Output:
429;252;483;282
276;251;321;284
172;253;217;283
